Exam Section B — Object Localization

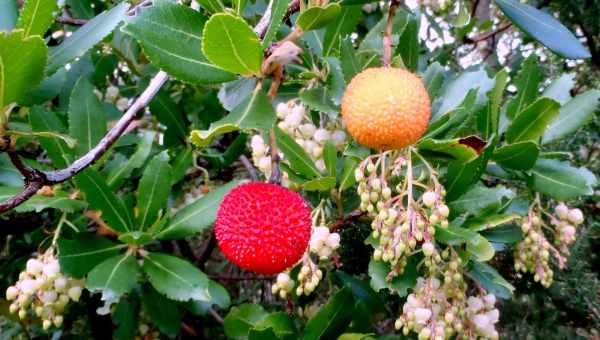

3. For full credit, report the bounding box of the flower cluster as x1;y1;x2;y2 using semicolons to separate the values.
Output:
514;202;584;287
6;252;84;330
103;85;130;111
309;226;341;260
271;272;295;299
295;256;324;297
250;100;347;182
356;151;449;279
395;268;500;339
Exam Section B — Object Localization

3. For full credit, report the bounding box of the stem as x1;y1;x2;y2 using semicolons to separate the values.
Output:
239;155;259;181
52;212;68;247
268;128;282;184
382;0;402;67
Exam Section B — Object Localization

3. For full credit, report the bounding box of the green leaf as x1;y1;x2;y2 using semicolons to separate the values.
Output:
29;107;73;168
493;141;539;170
505;55;541;119
340;37;361;82
322;5;361;56
339;157;359;191
417;138;479;162
122;3;234;84
68;77;107;156
107;132;155;188
218;78;258;111
16;0;58;37
397;14;419;71
185;280;231;315
529;159;597;200
323;141;337;177
47;3;129;75
542;73;576;105
325;57;345;106
338;334;376;340
196;0;225;13
368;258;417;296
142;252;211;302
75;169;132;233
155;180;241;240
118;231;154;246
467;261;514;299
423;62;446;99
450;185;515;216
190;86;276;147
86;254;140;296
435;225;479;245
494;0;591;59
261;0;288;48
19;68;67;106
542;90;600;144
303;176;336;191
58;235;127;278
275;127;321;179
296;3;342;31
113;298;138;340
303;287;355;340
299;86;339;115
433;66;494;120
0;31;47;109
149;90;188;145
359;11;408;54
202;13;262;76
224;304;268;339
142;285;182;338
254;312;297;339
466;234;495;262
444;141;494;201
0;154;23;186
171;146;193;184
505;98;560;144
332;271;385;313
480;224;523;244
478;70;508;139
464;213;520;232
15;191;87;213
136;151;172;231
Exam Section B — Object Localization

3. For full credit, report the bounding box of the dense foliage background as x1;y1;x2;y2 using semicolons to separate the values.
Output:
0;0;599;339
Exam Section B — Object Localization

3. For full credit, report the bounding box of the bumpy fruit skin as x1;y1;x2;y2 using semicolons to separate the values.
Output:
215;182;312;274
341;67;431;150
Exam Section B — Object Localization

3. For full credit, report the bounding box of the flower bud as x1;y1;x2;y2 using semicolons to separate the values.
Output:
276;102;290;118
422;242;435;257
68;286;82;302
314;129;330;144
555;203;569;220
26;259;43;275
299;123;317;138
422;191;437;207
567;208;584;225
6;286;18;300
331;130;347;146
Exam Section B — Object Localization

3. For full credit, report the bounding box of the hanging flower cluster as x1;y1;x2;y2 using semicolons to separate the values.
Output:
6;250;84;330
514;200;584;287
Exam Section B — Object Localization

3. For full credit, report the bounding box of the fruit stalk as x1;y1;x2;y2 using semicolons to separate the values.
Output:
383;0;403;67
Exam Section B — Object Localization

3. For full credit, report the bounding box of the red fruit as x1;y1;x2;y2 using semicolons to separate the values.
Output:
215;182;312;274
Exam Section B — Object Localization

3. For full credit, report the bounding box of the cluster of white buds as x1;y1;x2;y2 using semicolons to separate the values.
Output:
515;202;584;287
295;254;323;297
103;85;130;111
464;295;500;339
271;272;295;299
250;100;347;182
395;275;500;340
357;151;450;279
309;226;340;260
6;252;84;330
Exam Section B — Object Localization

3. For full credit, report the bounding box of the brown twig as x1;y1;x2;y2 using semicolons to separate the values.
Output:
268;128;282;185
196;233;217;270
239;155;259;181
382;0;402;67
208;308;224;325
0;71;169;213
254;0;301;38
330;210;366;232
56;16;88;26
465;22;512;44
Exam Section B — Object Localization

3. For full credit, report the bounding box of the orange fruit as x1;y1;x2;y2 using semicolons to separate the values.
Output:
341;67;431;150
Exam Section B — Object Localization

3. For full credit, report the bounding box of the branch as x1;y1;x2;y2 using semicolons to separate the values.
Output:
0;71;169;213
382;0;402;67
239;155;259;181
254;0;301;38
56;16;88;26
330;210;366;232
464;23;512;44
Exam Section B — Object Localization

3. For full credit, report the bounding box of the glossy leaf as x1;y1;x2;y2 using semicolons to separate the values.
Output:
529;159;597;200
303;287;355;340
122;2;234;84
450;185;515;216
155;180;241;240
296;3;342;31
75;169;132;233
368;258;417;296
275;127;321;179
493;141;540;170
467;261;514;299
466;234;495;262
417;138;479;163
107;132;155;188
142;286;182;338
86;254;140;296
224;304;268;339
58;235;127;278
261;0;288;48
303;176;336;191
190;86;276;147
322;4;361;56
505;98;560;144
0;31;47;109
494;0;591;59
542;73;576;105
68;77;107;156
136;152;173;231
505;55;541;119
478;70;508;139
16;0;57;37
142;252;211;302
397;14;419;71
47;3;129;75
202;13;262;75
542;90;600;144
